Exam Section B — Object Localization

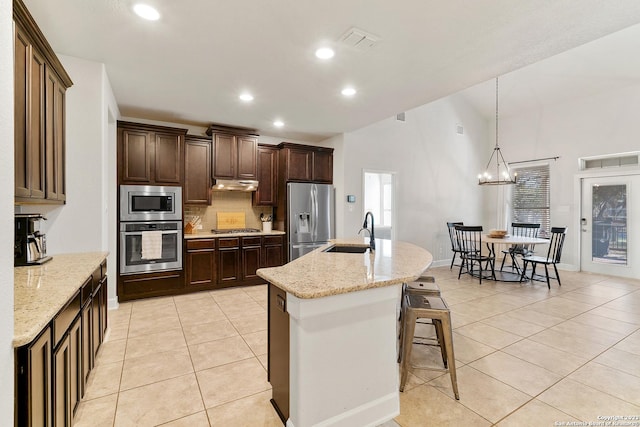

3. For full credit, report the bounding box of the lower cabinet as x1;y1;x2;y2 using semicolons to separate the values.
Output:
263;236;284;268
218;237;241;286
16;260;108;427
242;237;262;283
185;239;217;287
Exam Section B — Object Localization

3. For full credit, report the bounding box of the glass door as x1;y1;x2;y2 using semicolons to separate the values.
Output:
580;175;639;278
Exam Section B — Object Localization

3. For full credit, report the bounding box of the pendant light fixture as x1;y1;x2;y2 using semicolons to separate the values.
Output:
478;77;517;185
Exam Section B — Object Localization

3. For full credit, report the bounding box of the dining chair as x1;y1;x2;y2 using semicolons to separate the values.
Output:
446;222;464;269
455;225;495;284
500;222;541;272
519;227;567;289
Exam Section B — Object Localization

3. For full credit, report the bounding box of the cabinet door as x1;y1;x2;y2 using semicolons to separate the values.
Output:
22;327;52;427
100;276;108;339
312;150;333;183
81;301;92;394
212;133;236;179
69;317;82;416
254;146;278;206
184;137;211;204
236;136;257;180
218;246;241;285
186;249;217;286
284;148;312;182
92;282;103;359
14;25;31;198
29;47;47;199
45;68;66;201
120;128;152;183
154;132;182;184
53;334;71;427
263;244;284;268
242;245;262;281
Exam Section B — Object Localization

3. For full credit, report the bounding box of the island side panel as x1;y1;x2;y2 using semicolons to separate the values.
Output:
268;282;290;423
287;284;402;427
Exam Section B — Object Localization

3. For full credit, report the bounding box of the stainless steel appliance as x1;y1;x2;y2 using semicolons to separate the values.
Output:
120;185;182;222
119;221;183;274
15;214;52;266
287;182;335;261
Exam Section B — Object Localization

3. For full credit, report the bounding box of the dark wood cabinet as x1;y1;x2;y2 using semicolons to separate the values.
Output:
184;135;211;205
263;235;284;268
253;145;279;206
118;121;187;186
69;316;82;416
16;326;52;427
218;237;242;285
185;239;216;287
13;0;72;204
53;332;71;427
242;237;262;281
207;125;258;181
81;300;92;391
268;283;290;422
278;142;334;184
118;270;185;301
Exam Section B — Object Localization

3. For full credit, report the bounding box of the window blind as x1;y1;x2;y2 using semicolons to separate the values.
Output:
512;165;551;237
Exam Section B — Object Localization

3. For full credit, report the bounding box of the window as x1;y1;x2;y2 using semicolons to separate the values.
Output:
364;171;395;239
511;164;551;237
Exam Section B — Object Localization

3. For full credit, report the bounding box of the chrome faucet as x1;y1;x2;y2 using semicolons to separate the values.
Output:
358;211;376;251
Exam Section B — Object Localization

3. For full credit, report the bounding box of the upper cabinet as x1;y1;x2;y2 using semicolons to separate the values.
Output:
184;135;211;205
253;144;278;206
118;121;187;186
14;0;72;204
207;125;258;181
278;142;334;184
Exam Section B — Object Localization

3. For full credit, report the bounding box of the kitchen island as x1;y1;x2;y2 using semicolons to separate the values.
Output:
257;239;433;427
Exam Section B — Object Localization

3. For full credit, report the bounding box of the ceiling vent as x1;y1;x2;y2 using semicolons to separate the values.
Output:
339;27;380;50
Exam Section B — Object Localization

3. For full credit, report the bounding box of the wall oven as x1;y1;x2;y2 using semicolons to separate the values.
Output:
120;185;182;222
119;221;183;274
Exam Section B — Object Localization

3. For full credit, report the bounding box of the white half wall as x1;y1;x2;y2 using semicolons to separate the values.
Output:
497;83;640;269
341;94;490;264
1;1;15;424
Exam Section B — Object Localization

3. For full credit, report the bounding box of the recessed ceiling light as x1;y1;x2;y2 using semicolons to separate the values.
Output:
273;120;284;128
341;87;357;97
315;47;335;59
239;93;254;102
133;4;160;20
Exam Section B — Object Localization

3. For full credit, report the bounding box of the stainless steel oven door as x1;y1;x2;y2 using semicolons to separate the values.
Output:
119;221;183;274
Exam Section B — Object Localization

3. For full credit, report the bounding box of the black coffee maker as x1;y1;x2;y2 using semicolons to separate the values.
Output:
15;214;52;266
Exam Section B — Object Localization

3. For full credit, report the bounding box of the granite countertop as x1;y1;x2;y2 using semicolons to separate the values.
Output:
257;239;433;299
14;252;108;347
184;230;286;239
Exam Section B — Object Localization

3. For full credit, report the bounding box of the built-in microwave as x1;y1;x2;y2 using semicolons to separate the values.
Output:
120;185;182;222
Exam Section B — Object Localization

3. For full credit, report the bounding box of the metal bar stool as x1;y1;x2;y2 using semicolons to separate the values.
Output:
399;293;459;400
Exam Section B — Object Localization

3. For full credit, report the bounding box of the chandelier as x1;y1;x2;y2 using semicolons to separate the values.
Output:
478;77;517;185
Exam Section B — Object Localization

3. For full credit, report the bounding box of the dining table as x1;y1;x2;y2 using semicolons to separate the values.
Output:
483;234;550;282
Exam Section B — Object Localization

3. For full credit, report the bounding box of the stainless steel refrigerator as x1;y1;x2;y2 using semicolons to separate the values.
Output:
287;182;335;261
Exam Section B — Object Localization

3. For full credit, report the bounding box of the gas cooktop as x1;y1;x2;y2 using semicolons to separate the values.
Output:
210;228;261;234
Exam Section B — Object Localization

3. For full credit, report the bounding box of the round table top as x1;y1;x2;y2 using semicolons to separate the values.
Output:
483;234;549;245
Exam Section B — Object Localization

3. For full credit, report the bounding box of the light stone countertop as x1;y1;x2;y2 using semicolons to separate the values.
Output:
14;252;108;347
184;230;285;239
257;239;433;299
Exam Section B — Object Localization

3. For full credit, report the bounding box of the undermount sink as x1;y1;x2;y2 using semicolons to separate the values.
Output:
323;245;369;254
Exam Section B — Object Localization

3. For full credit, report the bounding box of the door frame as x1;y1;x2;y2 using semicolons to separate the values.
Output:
362;169;397;241
573;167;640;274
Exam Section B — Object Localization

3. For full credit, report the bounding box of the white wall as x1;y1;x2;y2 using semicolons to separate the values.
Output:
341;94;490;264
1;1;15;423
496;83;640;269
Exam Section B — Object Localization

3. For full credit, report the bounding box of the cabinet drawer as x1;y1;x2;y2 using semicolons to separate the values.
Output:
218;237;240;248
80;277;93;306
186;239;216;250
264;236;283;246
242;236;262;246
53;291;81;347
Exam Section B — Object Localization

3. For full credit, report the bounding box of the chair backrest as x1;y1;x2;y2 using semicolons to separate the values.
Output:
511;223;540;238
455;225;483;254
544;227;567;262
447;222;463;251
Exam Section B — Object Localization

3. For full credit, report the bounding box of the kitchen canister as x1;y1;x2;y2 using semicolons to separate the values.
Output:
263;221;272;232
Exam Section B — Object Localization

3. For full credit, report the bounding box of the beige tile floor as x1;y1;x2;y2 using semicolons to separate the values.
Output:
74;266;640;426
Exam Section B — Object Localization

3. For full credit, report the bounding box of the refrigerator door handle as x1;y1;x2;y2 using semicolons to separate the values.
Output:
311;184;318;241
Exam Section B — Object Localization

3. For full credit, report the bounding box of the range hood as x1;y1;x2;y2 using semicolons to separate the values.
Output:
212;179;259;192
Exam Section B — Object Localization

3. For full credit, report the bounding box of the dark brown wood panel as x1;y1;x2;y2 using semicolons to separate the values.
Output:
154;132;182;184
55;75;66;202
14;24;30;198
92;281;102;359
45;67;65;201
312;150;333;183
219;247;241;285
254;145;278;206
186;244;217;287
81;301;92;392
263;243;284;268
117;270;185;301
18;327;52;427
184;136;211;205
120;128;151;183
242;246;262;281
53;334;71;427
284;148;312;182
69;318;81;415
29;47;46;199
268;284;290;422
236;135;258;180
212;133;236;179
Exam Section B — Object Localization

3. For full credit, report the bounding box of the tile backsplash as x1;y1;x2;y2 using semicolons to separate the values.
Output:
184;192;273;231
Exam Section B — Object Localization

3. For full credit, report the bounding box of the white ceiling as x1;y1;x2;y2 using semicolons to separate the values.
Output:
22;0;640;141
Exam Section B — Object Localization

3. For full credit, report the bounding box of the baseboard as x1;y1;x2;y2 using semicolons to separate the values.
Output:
107;297;120;310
